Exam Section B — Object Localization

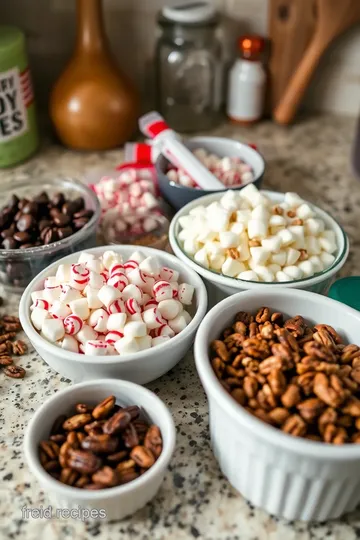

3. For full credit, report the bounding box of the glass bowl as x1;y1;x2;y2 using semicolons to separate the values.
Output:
0;177;100;293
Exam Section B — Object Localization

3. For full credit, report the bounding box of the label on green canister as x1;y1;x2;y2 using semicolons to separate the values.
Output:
0;26;38;167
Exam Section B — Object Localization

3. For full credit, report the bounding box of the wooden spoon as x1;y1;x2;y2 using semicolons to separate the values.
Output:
274;0;360;125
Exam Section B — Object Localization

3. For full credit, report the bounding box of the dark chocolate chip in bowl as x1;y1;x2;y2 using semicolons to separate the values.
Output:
44;228;58;245
17;214;35;232
73;209;94;219
39;219;52;231
9;194;19;208
18;198;29;210
2;238;17;250
73;217;90;230
22;201;38;215
13;231;31;244
72;197;85;212
58;226;73;240
52;193;66;208
34;192;49;204
62;201;78;217
53;213;71;227
1;227;15;239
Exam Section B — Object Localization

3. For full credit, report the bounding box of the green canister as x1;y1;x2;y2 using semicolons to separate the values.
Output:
0;26;38;167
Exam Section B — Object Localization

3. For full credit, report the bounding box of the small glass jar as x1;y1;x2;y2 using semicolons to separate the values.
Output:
156;3;223;133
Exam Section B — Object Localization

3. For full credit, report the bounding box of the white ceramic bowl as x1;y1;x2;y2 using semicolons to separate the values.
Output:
169;191;349;298
194;288;360;521
19;245;208;384
24;379;176;521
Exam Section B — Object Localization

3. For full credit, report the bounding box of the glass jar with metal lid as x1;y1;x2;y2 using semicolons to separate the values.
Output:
156;2;223;133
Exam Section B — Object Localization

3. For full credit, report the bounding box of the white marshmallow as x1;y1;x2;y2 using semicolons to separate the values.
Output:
123;321;147;338
151;336;171;347
105;331;124;344
129;313;143;322
158;299;182;320
98;285;121;308
128;251;145;264
102;250;123;270
306;236;321;255
308;255;324;273
253;265;274;282
238;235;250;262
288;226;305;249
210;254;226;270
321;230;336;243
305;218;325;236
70;264;90;291
221;258;242;277
269;215;286;228
107;273;129;292
84;340;108;356
179;215;194;229
139;256;160;275
208;207;230;232
286;248;301;266
297;203;315;220
143;308;166;329
41;318;65;342
194;248;209;268
248;219;267;239
78;252;95;265
236;209;252;224
184;239;199;256
284;192;304;207
268;263;281;275
320;252;335;268
178;283;195;305
88;271;106;290
49;301;71;320
297;260;314;277
276;271;290;282
89;308;109;332
122;284;143;304
143;299;158;312
230;222;244;235
159;267;179;283
125;298;141;315
115;337;140;355
319;237;337;254
44;276;60;288
69;298;90;320
283;266;303;280
271;251;287;266
250;246;270;266
168;314;187;334
277;228;294;246
136;335;152;351
106;312;127;331
85;286;103;309
108;299;126;314
261;236;282;253
152;324;175;338
31;299;50;311
106;344;118;355
251;205;269;221
153;280;173;302
76;324;98;344
60;335;79;353
86;259;103;274
56;264;71;283
109;262;124;276
237;270;259;282
43;285;62;304
64;314;83;335
31;307;50;331
182;310;192;324
219;231;239;248
31;290;45;303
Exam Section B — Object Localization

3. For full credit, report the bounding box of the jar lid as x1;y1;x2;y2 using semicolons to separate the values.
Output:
162;2;217;24
0;26;25;60
238;35;265;58
328;277;360;311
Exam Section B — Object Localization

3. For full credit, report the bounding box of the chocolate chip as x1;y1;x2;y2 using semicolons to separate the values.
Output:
62;202;77;216
52;193;66;208
2;238;17;249
9;194;19;208
34;192;49;204
44;228;58;245
53;213;71;227
22;201;38;215
73;209;94;219
72;197;85;212
13;231;31;243
39;219;52;231
17;214;35;232
19;243;35;249
1;227;14;239
73;217;90;230
57;226;73;239
18;198;29;210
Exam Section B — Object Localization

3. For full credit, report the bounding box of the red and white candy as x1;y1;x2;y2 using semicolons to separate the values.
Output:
64;314;83;335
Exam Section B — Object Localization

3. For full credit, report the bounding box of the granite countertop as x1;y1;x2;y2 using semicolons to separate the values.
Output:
1;115;360;540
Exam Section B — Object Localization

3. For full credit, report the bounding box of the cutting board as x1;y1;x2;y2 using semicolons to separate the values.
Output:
268;0;316;112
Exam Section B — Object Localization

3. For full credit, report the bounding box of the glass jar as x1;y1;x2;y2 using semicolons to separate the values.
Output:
156;3;223;133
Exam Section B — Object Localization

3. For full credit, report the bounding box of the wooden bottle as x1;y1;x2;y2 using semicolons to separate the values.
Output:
50;0;139;150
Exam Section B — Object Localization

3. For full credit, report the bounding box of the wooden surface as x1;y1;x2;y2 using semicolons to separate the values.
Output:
268;0;316;113
274;0;360;124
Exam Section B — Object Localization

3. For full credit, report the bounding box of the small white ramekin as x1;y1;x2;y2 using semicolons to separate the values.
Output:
19;245;207;384
24;379;176;521
169;191;349;298
194;288;360;521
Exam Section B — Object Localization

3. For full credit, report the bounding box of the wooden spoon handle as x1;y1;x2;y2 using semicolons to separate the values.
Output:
273;36;325;125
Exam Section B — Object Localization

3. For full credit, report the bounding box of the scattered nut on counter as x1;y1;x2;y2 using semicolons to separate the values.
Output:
178;185;337;282
211;307;360;443
167;147;254;188
39;395;163;489
0;308;27;378
30;250;194;355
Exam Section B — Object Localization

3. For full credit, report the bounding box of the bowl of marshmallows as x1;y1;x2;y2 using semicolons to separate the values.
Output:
169;184;349;296
19;246;208;384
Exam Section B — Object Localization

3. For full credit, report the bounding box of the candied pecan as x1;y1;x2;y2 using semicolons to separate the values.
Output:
282;414;307;437
337;414;352;428
297;398;325;422
92;466;119;487
123;423;140;448
222;327;232;339
232;354;246;370
0;355;12;366
314;324;342;344
11;340;27;355
260;322;274;340
259;356;283;374
224;334;244;351
233;321;247;335
268;407;290;425
267;369;286;396
271;342;293;362
211;340;230;362
323;424;347;444
225;364;244;378
272;205;283;215
255;307;270;324
313;373;348;408
212;357;225;379
341;345;360;363
92;396;116;419
67;449;102;475
242;338;270;360
298;249;308;261
4;365;26;378
262;384;277;408
118;470;139;484
227;247;240;259
3;322;21;332
242;357;260;371
67;431;80;448
225;377;242;388
281;384;301;408
340;375;358;392
313;327;337;349
60;467;78;486
84;419;105;436
44;460;59;472
231;388;246;405
75;403;94;414
284;315;306;338
297;327;314;347
303;341;336;362
75;475;90;488
63;414;93;431
247;322;257;338
252;408;274;425
351;369;360;384
342;397;360;417
0;332;16;345
39;440;60;460
81;434;118;454
275;328;299;352
130;446;155;468
248;239;261;247
116;459;136;473
297;371;316;395
59;441;71;468
103;410;132;435
271;312;283;325
50;434;66;444
296;356;321;374
235;311;254;325
318;408;338;434
107;450;128;463
352;433;360;443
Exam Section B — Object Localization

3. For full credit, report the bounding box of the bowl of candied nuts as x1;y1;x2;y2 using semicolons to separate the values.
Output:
195;288;360;522
0;177;100;292
24;378;176;521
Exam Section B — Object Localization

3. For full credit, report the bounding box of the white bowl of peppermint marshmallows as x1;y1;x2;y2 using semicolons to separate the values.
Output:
19;246;208;384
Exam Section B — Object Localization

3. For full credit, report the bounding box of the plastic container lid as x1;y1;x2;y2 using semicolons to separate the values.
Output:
162;2;216;24
238;35;265;59
328;277;360;311
0;26;25;64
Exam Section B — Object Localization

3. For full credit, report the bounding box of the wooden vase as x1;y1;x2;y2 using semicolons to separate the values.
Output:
50;0;139;150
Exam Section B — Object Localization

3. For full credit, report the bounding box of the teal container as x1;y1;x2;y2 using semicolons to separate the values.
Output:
0;26;38;167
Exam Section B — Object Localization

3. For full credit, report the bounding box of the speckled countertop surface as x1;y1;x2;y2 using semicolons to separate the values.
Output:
1;115;360;540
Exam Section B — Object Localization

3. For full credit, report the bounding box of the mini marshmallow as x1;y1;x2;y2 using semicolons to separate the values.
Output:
125;298;141;315
168;314;187;334
136;335;152;351
127;268;148;289
230;222;245;235
271;251;287;266
238;270;259;281
69;298;90;320
178;283;194;305
61;335;79;353
269;215;286;228
153;280;173;302
283;265;303;280
143;308;166;329
44;276;60;288
115;337;139;355
158;299;182;320
41;318;65;342
49;301;71;320
286;248;301;266
159;267;179;283
321;230;336;243
209;253;226;270
128;251;145;264
70;264;90;291
284;192;304;208
31;290;45;303
129;313;143;322
78;252;95;265
251;205;269;221
31;307;50;331
86;259;103;273
182;310;192;324
151;336;171;347
261;236;282;253
64;314;83;335
236;209;252;224
306;236;321;255
85;286;104;309
276;271;290;282
31;299;50;311
297;203;315;220
277;228;294;246
297;260;314;277
43;285;62;304
253;265;274;282
108;299;126;314
268;263;281;275
320;252;335;268
123;321;147;338
319;237;337;254
305;218;325;236
250;246;270;266
248;219;267;239
56;264;71;283
219;231;239;248
309;255;324;273
222;258;246;277
106;344;117;355
89;308;109;332
84;340;108;356
122;284;143;304
194;248;209;268
183;239;199;256
76;324;98;343
170;282;179;298
105;331;124;344
109;262;124;276
107;272;129;292
143;299;158;311
88;271;106;290
98;285;121;308
139;256;160;275
102;250;123;270
153;324;175;338
288;225;305;249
